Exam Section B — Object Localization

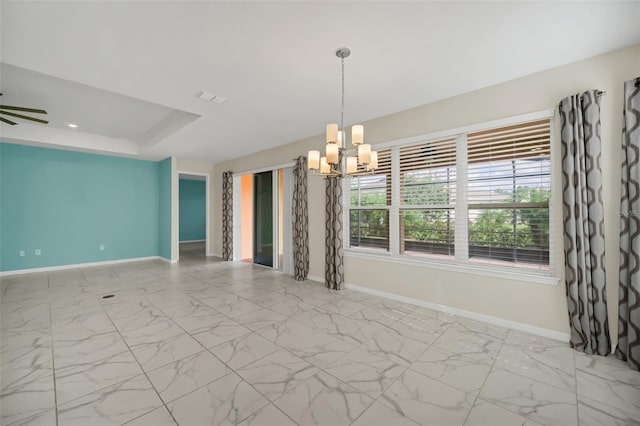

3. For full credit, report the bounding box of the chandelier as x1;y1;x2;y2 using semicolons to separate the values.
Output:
308;47;378;177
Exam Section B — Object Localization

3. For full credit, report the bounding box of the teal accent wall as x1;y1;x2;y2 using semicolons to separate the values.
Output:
0;143;172;271
158;157;172;260
179;179;206;242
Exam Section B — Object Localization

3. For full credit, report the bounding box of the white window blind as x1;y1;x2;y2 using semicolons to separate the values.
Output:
466;119;551;270
349;149;392;251
344;112;554;277
399;138;457;258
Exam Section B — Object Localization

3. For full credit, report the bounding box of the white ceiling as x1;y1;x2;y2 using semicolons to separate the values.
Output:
1;1;639;163
1;63;199;143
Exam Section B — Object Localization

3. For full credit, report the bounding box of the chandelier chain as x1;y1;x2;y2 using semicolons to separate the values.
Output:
340;55;345;134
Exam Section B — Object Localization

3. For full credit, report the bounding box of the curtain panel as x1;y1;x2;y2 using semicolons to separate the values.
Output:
325;176;344;290
559;90;611;355
292;156;309;281
222;171;233;261
617;77;640;370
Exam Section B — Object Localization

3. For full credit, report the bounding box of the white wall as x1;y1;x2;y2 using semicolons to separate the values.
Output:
211;44;640;337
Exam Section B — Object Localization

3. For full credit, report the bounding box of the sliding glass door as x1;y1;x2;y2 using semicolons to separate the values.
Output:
253;171;273;267
233;167;293;270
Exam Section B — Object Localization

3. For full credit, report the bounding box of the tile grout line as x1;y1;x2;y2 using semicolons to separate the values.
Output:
141;289;284;413
458;328;505;426
168;277;375;425
144;290;302;426
345;312;454;426
100;297;181;426
482;340;579;394
48;302;60;426
7;260;615;426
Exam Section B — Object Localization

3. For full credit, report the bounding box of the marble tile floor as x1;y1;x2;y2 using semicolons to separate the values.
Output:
1;258;639;426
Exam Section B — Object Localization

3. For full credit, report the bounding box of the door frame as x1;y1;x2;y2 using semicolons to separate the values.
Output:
175;170;211;261
233;161;295;269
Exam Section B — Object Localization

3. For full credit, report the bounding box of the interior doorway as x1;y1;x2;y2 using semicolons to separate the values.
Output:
177;172;210;261
233;165;293;273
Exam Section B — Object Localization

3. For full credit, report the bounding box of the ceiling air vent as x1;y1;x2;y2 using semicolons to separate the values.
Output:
196;91;227;104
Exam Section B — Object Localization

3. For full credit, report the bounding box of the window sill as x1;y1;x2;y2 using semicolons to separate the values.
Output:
343;248;560;286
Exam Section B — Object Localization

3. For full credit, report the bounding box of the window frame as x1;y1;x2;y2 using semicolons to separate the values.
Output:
343;110;558;286
347;150;392;252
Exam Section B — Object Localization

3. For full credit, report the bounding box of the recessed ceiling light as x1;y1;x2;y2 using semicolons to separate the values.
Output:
67;123;78;128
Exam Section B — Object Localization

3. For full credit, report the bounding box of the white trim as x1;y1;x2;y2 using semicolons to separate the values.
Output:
179;239;206;243
0;256;164;276
347;109;557;282
454;134;469;262
177;170;211;263
390;148;400;255
233;162;296;177
306;273;567;341
233;165;294;270
272;170;280;270
232;174;243;261
344;249;559;286
371;109;555;151
344;282;569;342
209;252;222;258
171;157;179;263
548;116;557;280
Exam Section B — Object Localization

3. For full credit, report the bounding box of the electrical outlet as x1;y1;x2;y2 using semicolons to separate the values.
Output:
99;244;105;251
35;249;41;256
19;250;25;257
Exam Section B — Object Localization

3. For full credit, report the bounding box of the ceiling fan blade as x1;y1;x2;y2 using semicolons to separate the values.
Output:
0;110;49;124
0;105;47;114
0;116;17;125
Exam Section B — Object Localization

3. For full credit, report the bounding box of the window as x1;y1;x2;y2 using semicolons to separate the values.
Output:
399;138;457;259
349;149;391;250
467;120;551;270
345;114;553;274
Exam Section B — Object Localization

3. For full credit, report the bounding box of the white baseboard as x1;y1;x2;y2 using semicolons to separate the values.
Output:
209;252;222;258
307;275;569;342
179;239;206;243
350;283;569;342
0;256;164;277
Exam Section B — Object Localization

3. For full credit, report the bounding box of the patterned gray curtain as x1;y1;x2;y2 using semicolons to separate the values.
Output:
325;175;344;290
292;156;309;281
617;77;640;370
559;90;611;355
222;171;233;261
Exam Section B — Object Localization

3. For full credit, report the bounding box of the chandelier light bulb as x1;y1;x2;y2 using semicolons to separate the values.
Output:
366;151;378;171
347;156;358;174
326;143;339;164
358;144;371;165
326;124;338;144
320;157;330;174
352;125;364;145
308;150;320;170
